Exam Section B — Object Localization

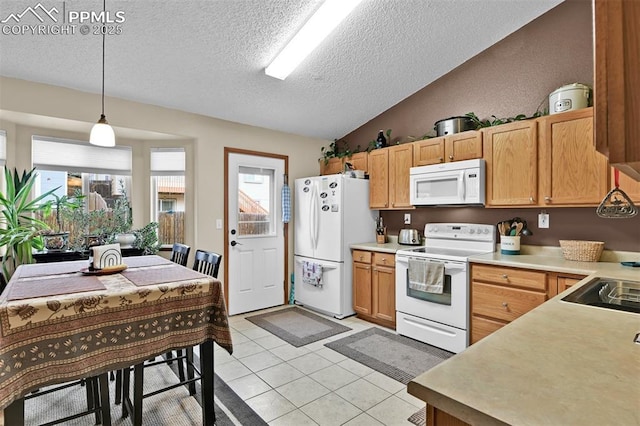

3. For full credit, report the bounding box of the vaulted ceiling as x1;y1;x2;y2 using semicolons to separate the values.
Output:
0;0;564;139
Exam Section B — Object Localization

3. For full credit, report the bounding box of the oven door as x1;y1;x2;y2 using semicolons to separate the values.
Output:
395;256;468;329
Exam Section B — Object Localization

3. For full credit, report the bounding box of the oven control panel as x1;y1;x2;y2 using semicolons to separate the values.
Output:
424;223;494;241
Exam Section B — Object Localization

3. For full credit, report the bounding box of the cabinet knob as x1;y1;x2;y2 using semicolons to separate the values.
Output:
502;302;509;308
449;155;454;160
544;196;552;202
439;157;444;162
381;258;386;263
502;274;508;279
529;197;535;203
359;256;363;261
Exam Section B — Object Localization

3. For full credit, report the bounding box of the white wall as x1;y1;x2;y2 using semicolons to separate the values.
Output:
0;76;329;282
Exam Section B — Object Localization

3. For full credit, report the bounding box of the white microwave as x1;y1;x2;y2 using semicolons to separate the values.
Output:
410;159;485;206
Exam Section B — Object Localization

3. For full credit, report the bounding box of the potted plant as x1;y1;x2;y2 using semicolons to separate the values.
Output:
42;193;85;251
110;179;135;248
132;221;160;255
0;167;57;281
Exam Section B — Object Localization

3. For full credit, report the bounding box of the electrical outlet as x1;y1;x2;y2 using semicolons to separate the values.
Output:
538;213;549;229
404;213;411;225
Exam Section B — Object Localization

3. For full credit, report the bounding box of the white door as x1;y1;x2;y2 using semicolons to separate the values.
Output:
227;153;284;315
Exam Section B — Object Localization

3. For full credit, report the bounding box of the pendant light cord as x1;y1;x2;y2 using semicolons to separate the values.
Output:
101;0;106;116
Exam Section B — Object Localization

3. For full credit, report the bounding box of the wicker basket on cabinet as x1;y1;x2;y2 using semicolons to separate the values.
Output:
559;240;605;262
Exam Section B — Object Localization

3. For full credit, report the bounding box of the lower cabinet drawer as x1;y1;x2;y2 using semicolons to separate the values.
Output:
353;250;372;264
472;282;547;322
471;315;506;344
472;264;547;291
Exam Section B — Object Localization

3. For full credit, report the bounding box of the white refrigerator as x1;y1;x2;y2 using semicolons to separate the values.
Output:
294;175;378;318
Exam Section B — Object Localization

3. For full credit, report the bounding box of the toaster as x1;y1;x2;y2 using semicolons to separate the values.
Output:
398;229;421;245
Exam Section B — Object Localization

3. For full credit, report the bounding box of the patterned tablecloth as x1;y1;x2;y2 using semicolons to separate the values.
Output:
0;256;233;411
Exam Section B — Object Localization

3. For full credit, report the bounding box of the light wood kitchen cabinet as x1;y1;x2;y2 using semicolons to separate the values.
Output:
594;0;640;181
538;108;609;206
348;152;368;173
470;264;548;344
372;252;396;324
412;131;482;166
319;152;369;175
445;130;483;162
351;249;396;329
319;157;343;175
413;137;445;166
368;149;389;208
388;144;413;209
483;120;538;206
368;144;413;209
353;250;373;315
427;405;470;426
547;272;587;298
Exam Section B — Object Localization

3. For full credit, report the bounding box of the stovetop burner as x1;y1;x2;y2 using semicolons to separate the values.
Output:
396;223;496;261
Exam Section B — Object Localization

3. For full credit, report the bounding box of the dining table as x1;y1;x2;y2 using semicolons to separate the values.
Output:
0;255;233;425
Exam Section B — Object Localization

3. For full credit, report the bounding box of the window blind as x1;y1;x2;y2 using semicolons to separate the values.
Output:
0;130;6;165
150;148;185;176
32;136;132;174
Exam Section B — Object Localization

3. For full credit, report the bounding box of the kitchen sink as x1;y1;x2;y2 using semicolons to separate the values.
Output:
561;278;640;314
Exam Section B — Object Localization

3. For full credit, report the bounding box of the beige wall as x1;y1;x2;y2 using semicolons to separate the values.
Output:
0;76;330;280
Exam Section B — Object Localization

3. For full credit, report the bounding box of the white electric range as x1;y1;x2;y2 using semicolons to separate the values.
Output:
395;223;496;353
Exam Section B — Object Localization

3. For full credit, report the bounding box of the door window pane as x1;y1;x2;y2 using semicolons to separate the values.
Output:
237;166;273;236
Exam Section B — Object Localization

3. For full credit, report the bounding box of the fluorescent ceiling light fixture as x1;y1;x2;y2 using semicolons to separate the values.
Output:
265;0;363;80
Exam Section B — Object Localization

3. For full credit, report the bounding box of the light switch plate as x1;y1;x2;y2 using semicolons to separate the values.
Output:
216;219;223;229
538;213;549;228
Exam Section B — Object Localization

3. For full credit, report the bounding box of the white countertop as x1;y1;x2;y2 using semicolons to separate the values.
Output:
407;246;640;425
351;236;418;254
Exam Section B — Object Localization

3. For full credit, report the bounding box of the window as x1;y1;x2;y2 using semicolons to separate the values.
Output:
31;136;132;248
237;166;274;236
32;137;132;209
158;199;176;212
151;148;185;246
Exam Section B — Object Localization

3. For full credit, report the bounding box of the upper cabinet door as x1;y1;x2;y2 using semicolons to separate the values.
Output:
413;137;445;166
348;152;368;173
594;0;640;180
538;108;609;206
368;149;389;209
445;131;483;162
483;121;538;206
320;157;343;175
389;144;413;209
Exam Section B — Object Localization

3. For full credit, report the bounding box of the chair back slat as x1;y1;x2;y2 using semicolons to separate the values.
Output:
192;249;222;278
170;243;191;267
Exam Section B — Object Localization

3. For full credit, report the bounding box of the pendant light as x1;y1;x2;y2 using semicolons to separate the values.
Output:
90;0;115;147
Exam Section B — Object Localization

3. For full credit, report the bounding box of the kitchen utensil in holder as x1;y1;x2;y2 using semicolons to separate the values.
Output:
596;169;638;218
376;228;387;244
500;235;520;255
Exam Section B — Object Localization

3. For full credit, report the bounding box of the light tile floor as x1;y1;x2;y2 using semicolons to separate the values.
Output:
214;305;424;426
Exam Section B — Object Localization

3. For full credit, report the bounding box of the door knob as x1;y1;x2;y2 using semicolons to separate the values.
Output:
230;240;242;247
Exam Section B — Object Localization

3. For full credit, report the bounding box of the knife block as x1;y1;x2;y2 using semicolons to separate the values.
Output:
376;228;387;244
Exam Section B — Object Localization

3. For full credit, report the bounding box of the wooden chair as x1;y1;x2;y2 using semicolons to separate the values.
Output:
169;243;190;267
122;249;222;426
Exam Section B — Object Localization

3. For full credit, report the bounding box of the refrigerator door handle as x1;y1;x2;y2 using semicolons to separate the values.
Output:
311;182;319;249
295;259;337;270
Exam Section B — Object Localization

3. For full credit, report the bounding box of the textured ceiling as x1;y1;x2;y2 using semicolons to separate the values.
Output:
0;0;564;140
